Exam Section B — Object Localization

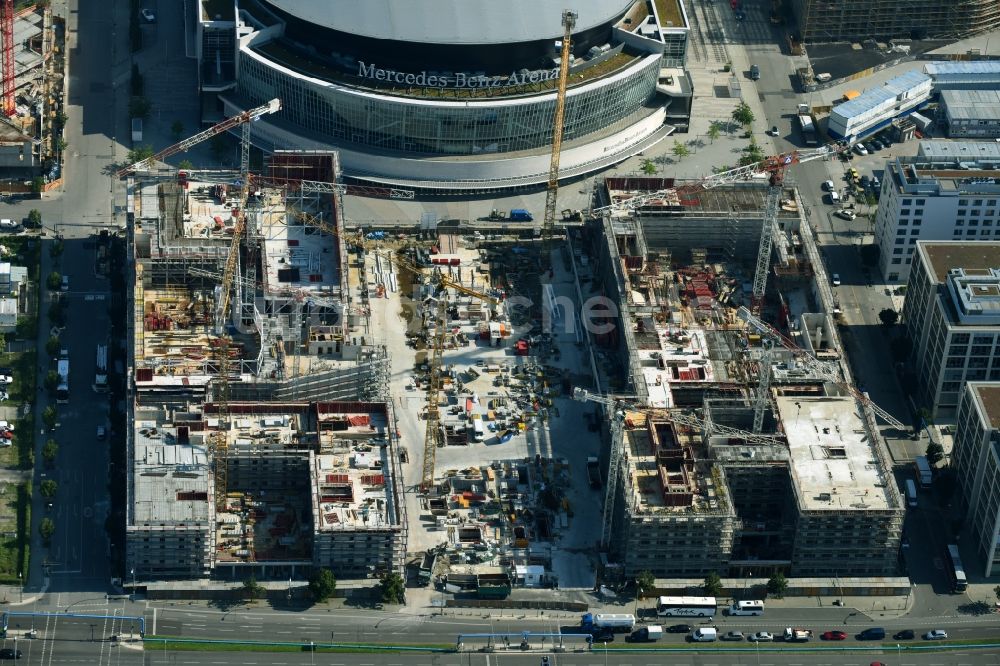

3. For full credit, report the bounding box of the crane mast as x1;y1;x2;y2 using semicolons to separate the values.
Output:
541;10;577;254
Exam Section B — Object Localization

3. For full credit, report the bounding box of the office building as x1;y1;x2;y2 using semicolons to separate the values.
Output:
827;70;931;141
940;90;1000;139
195;0;692;192
902;242;1000;419
953;382;1000;577
874;145;1000;283
788;0;1000;44
925;61;1000;92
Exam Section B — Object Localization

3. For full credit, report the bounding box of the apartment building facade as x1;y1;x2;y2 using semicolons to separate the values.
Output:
902;242;1000;418
953;382;1000;577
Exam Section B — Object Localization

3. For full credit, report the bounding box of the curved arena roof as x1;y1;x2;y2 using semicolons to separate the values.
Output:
263;0;634;45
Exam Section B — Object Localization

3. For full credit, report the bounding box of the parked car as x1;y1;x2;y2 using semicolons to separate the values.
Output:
61;274;69;292
864;142;877;153
857;627;886;641
822;630;847;641
880;134;894;147
97;426;107;440
667;624;692;634
831;273;842;286
854;143;869;156
893;629;915;640
870;176;881;190
591;629;615;643
836;209;857;221
721;631;745;641
822;179;835;191
924;629;948;640
748;632;774;642
749;64;761;80
848;167;860;182
0;648;21;659
860;175;871;188
871;139;884;151
766;126;779;136
734;10;746;20
140;8;155;21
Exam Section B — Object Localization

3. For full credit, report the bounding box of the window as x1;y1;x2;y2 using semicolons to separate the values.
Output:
916;208;924;215
911;229;920;235
907;247;914;254
946;358;964;368
960;199;969;206
889;272;899;279
913;219;922;225
956;220;965;226
972;345;992;356
900;209;910;216
897;228;907;235
942;382;962;391
986;220;994;226
894;248;903;255
954;334;970;344
896;238;905;245
989;200;997;206
970;220;980;226
975;199;984;206
968;230;978;236
972;210;981;216
958;209;966;216
909;238;917;244
902;199;912;205
899;219;909;226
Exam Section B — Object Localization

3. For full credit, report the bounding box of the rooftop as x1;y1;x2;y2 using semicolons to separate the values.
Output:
133;419;212;524
916;140;1000;162
831;69;931;120
920;241;1000;283
924;61;1000;77
941;89;1000;121
776;396;892;512
201;0;235;21
972;383;1000;430
654;0;685;28
261;206;341;296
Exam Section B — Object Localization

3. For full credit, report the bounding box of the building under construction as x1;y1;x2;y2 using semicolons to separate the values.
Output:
787;0;1000;43
583;176;904;579
124;151;406;584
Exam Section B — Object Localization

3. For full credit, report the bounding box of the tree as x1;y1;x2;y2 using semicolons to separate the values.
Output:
43;370;60;393
703;572;723;597
243;576;265;602
39;517;55;544
640;159;657;175
39;479;57;498
178;159;194;170
635;570;655;600
48;300;67;327
766;571;787;598
308;568;337;602
380;571;405;604
170;120;185;141
52;111;68;130
42;406;57;430
46;271;61;291
45;336;61;357
49;238;64;258
27;209;42;229
739;136;764;167
994;584;1000;603
126;145;154;164
128;95;151;120
56;138;68;153
671;140;691;161
14;317;36;340
926;441;945;466
707;122;722;144
31;177;45;194
731;101;755;129
42;439;58;465
878;308;898;326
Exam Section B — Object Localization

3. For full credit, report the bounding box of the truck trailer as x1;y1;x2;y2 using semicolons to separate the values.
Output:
798;114;818;146
94;344;108;392
581;613;636;632
56;350;69;404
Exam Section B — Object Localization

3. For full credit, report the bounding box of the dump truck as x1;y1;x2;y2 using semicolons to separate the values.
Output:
486;208;533;222
783;627;812;642
476;573;512;599
586;456;602;489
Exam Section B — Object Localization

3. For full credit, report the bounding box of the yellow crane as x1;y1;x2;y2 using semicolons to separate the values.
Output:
541;10;578;254
291;210;495;491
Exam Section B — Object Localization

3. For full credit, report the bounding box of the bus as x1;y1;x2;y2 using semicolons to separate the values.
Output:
945;544;968;593
656;596;718;617
727;599;765;616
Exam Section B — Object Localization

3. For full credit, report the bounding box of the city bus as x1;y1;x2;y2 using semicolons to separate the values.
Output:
945;544;968;593
655;596;718;617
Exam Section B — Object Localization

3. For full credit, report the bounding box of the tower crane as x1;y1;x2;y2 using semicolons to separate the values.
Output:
593;142;849;312
571;387;781;549
115;98;281;178
735;306;907;431
540;10;578;255
2;0;13;117
290;209;497;491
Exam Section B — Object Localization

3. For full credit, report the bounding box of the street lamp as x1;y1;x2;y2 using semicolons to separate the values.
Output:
18;571;22;603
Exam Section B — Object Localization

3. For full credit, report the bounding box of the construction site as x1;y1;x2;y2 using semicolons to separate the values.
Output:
120;9;906;597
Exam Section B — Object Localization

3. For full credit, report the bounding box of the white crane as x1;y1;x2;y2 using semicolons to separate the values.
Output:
593;142;849;312
735;306;907;430
572;387;782;549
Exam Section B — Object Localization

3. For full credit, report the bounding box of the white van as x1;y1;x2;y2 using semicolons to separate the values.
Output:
0;219;18;230
815;72;832;82
691;627;718;642
728;600;765;616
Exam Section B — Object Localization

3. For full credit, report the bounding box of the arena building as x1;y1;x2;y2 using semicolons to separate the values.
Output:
196;0;691;193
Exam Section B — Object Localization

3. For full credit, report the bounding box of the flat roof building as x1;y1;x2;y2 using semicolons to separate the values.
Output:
874;147;1000;283
827;70;932;141
902;242;1000;418
925;61;1000;91
953;382;1000;577
940;90;1000;139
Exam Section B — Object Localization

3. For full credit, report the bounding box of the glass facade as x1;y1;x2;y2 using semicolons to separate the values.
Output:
236;47;661;156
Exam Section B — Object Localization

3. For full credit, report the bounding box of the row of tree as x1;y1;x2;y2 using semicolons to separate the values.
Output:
240;569;406;605
635;569;788;599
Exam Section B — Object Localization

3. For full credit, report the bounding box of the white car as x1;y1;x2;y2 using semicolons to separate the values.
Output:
822;180;835;191
831;273;841;286
924;629;948;640
836;209;857;221
853;143;869;156
748;632;774;642
140;8;155;21
0;375;12;385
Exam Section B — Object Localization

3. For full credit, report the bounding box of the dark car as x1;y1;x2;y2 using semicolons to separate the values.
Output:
860;175;871;188
893;629;915;640
0;648;21;660
857;627;886;641
667;624;692;633
864;142;876;153
880;134;894;147
591;629;615;643
749;64;761;80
